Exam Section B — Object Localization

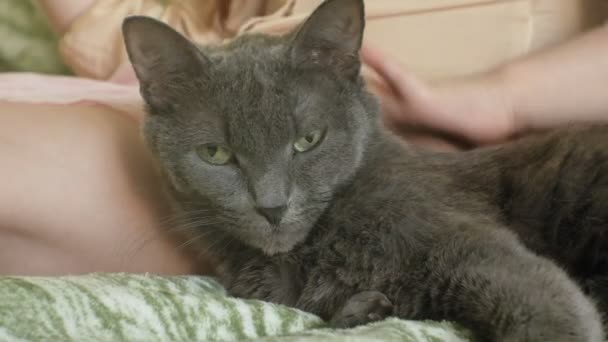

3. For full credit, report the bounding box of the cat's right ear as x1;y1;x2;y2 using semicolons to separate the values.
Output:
289;0;365;79
122;16;209;112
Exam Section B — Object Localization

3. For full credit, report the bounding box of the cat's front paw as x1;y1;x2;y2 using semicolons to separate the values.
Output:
330;291;393;329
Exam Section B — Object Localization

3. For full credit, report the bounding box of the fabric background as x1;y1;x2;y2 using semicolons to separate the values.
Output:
0;273;474;342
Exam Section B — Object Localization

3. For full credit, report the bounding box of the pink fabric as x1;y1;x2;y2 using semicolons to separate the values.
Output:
0;73;143;119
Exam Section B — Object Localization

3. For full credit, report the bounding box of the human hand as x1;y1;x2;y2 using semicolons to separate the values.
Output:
362;44;517;149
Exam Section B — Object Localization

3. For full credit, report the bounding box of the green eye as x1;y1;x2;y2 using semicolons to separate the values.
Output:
196;144;233;165
294;130;324;153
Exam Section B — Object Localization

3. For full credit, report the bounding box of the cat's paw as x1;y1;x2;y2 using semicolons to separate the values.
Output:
330;291;393;329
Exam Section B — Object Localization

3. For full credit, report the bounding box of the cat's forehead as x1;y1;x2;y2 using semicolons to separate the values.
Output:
186;33;354;163
195;36;337;155
193;41;288;155
222;73;294;157
202;33;338;105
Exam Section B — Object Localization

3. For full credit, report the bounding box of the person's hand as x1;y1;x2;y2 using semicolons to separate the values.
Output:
362;44;517;149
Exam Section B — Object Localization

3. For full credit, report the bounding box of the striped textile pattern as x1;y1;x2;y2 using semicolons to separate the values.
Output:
0;273;472;341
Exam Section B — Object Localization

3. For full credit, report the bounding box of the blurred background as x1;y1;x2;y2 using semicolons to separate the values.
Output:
1;0;607;80
0;0;69;74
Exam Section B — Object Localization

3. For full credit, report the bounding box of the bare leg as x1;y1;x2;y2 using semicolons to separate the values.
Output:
0;102;204;275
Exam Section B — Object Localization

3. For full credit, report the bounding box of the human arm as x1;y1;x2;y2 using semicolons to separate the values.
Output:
362;26;608;147
0;102;203;275
504;26;608;135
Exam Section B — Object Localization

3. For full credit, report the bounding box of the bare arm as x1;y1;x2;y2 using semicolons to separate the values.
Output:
0;102;203;275
505;26;608;134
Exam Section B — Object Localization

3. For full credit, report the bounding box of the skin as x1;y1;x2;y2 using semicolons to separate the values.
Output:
0;1;203;275
0;102;201;275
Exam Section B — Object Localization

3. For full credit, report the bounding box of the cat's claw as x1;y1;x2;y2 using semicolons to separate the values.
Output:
330;291;393;329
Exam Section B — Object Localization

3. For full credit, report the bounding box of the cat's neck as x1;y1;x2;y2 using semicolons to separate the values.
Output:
353;128;419;180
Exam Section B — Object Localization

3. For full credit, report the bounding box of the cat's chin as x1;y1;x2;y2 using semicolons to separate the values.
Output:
249;223;312;257
260;240;295;256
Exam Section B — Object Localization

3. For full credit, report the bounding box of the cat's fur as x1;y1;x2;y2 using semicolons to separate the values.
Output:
122;0;607;340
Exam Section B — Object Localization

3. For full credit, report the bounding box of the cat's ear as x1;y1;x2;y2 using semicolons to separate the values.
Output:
290;0;364;78
122;16;209;112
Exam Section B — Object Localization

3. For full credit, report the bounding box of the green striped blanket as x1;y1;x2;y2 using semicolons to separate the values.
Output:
0;273;472;341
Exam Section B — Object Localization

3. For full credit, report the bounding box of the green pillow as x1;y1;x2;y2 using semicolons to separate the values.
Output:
0;0;70;74
0;273;472;341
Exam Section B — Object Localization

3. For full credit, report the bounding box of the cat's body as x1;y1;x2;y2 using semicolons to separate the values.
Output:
220;126;606;341
122;0;607;340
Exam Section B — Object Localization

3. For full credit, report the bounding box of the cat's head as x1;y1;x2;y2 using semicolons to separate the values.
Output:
123;0;377;255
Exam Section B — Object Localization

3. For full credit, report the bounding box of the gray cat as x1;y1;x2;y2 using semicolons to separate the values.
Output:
122;0;607;340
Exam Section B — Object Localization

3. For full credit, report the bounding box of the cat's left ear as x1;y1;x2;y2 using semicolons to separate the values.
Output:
290;0;365;78
122;16;210;113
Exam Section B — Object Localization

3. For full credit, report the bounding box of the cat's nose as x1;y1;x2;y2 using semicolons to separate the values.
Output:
256;205;287;225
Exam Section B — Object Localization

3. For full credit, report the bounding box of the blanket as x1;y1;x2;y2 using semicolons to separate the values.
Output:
0;273;473;341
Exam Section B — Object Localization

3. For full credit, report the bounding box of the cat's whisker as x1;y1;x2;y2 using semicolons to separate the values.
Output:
119;214;204;263
121;214;226;264
173;231;211;252
195;235;232;260
165;218;224;233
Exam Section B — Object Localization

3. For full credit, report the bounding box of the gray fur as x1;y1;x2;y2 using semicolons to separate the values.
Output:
123;0;607;340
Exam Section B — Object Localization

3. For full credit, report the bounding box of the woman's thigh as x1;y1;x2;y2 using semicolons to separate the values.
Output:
0;102;203;275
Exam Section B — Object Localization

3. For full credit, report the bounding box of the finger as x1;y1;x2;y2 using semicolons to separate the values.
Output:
360;44;398;86
363;67;397;102
378;97;415;129
361;44;413;97
361;44;432;109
